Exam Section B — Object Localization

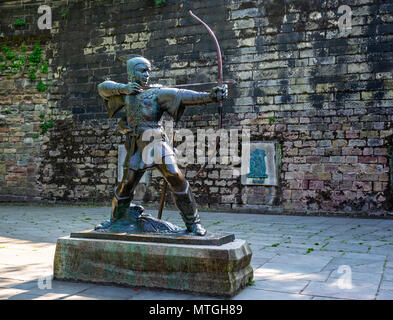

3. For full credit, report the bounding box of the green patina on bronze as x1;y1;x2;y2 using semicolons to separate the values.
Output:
96;55;228;237
247;148;269;184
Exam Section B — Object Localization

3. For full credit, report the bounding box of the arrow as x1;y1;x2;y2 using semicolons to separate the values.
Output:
143;79;235;90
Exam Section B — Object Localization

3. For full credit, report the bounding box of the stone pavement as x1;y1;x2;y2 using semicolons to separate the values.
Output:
0;204;392;300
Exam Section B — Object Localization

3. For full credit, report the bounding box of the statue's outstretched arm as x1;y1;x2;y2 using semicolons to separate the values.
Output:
180;85;228;105
157;85;227;122
178;89;214;105
158;85;227;107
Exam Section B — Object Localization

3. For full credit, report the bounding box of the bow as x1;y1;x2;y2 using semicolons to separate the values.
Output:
158;11;225;219
189;10;224;178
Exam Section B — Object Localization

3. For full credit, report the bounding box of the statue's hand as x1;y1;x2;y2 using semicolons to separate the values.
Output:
119;82;143;95
210;84;228;102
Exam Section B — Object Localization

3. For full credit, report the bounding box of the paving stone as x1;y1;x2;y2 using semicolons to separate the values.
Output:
0;264;52;281
251;257;271;268
376;290;393;300
252;279;309;294
60;294;109;300
260;246;316;256
341;252;387;261
254;268;331;282
130;288;223;300
305;250;344;258
0;278;38;290
256;262;327;275
379;281;393;291
322;257;386;275
311;296;346;300
251;251;278;259
8;292;69;300
329;270;382;285
21;279;96;296
369;246;393;255
0;247;55;266
232;287;313;300
74;285;140;300
0;277;26;287
320;242;370;253
263;253;332;269
383;268;393;281
0;288;29;299
0;206;392;300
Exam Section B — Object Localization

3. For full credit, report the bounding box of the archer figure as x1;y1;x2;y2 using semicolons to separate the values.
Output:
96;56;228;236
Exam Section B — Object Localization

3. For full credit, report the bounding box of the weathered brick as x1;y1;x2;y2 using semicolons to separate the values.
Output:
342;147;363;156
309;180;324;190
367;139;384;147
363;148;374;156
358;156;379;163
378;156;388;164
348;139;366;147
345;156;359;163
329;156;346;163
306;156;321;163
332;139;348;147
352;181;373;192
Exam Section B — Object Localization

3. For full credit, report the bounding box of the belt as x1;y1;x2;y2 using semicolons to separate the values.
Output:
118;118;162;156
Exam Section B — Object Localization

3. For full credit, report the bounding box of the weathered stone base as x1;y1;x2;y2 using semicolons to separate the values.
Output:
53;236;253;297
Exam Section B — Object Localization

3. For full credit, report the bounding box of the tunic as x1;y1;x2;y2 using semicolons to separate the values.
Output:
100;85;186;171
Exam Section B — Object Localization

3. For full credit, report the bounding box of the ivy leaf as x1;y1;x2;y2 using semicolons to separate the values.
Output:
36;79;47;92
14;19;26;27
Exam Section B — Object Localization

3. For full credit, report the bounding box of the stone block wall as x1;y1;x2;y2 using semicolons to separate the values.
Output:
0;38;54;201
1;0;393;214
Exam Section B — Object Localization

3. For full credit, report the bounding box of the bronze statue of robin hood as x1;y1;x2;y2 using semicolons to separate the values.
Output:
96;56;228;236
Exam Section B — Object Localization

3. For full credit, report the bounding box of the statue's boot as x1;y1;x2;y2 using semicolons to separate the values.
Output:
95;192;132;230
172;181;206;236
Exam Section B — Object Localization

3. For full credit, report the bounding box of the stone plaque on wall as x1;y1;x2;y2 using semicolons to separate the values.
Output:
241;141;279;186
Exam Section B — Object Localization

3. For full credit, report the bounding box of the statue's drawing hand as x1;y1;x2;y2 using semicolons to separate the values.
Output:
119;82;143;95
210;84;228;101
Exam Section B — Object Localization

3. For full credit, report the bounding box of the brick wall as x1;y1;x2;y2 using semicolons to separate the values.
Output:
1;0;393;214
0;37;53;201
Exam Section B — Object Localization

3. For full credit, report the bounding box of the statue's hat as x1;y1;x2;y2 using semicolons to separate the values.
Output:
118;55;151;76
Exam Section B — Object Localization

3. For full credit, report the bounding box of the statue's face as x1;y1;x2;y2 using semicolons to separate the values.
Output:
133;63;151;86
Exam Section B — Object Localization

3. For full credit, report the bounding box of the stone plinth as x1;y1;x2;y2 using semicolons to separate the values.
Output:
53;235;253;297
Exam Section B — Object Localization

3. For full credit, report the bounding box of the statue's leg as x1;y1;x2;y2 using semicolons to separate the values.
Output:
112;168;145;220
95;167;145;229
156;155;206;236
